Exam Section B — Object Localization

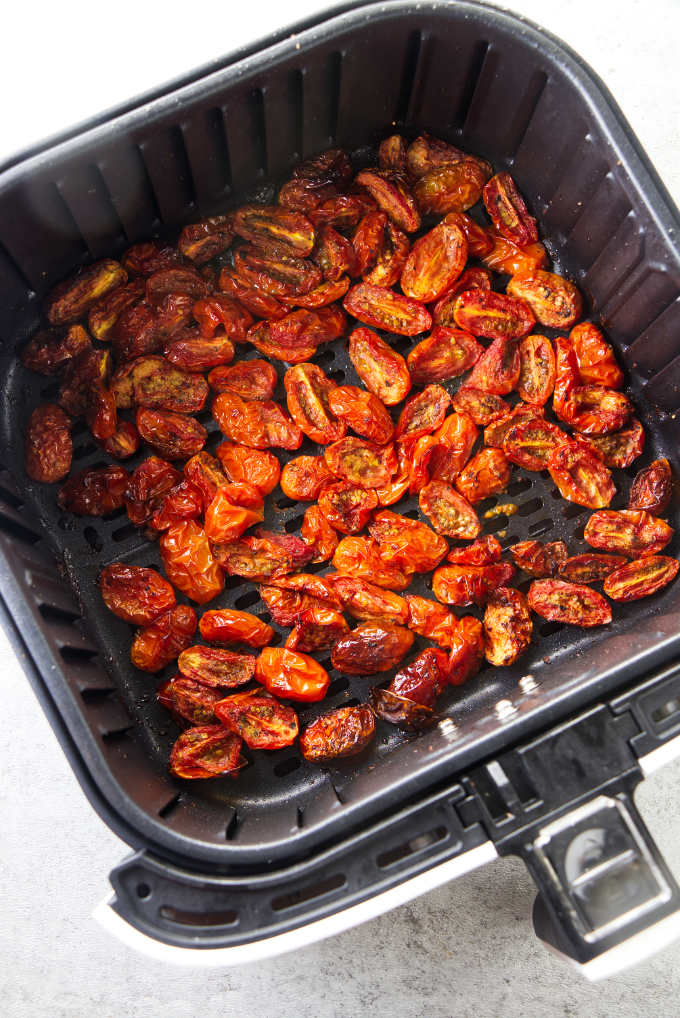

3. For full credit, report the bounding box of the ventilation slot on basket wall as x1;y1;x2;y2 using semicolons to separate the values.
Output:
377;825;448;869
159;905;239;928
271;872;345;912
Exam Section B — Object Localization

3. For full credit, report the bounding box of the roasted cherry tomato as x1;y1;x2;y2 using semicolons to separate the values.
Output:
446;535;502;565
584;510;673;556
348;327;411;405
122;242;181;278
363;221;411;289
507;271;582;329
481;231;547;277
267;572;341;607
207;359;278;401
112;355;208;414
548;442;616;509
22;323;91;376
178;214;234;263
419;480;481;539
99;564;176;625
629;459;672;515
215;442;281;496
379;135;407;173
236;243;323;294
324;437;397;489
510;540;568;578
432;269;493;328
59;347;117;440
213;392;303;450
352;210;389;275
517;334;555;406
255;647;330;702
482;172;538;246
369;687;433;729
368;509;449;572
483;587;533;666
431;562;515;606
101;419;140;460
576;420;644;469
559;554;629;583
327;385;394;444
455;448;511;503
177;645;256;688
218;268;287;321
406;134;470;177
318;481;378;534
215;691;298;750
343;283;431;336
281;455;333;501
204;482;265;543
603;557;679;602
448;616;485;685
136;408;207;460
58;464;128;516
213;531;312;581
453;290;535;341
389;648;449;707
150;479;204;531
442;214;494;258
354;169;421;232
332;535;413;590
463;335;520;396
191;295;256;342
552;336;580;418
300;705;376;762
285;607;350;654
232;204;315;256
130;604;197;672
45;259;128;325
405;595;462;648
283;362;345;444
258;584;325;627
427;412;478;485
25;404;72;483
502;419;568;471
199;608;274;647
451;388;510;426
301;505;339;562
87;279;146;341
158;677;224;725
160;521;225;604
331;622;414;675
413;160;488;215
169;725;243;779
311;225;356;281
125;456;181;524
407;327;482;385
164;331;236;372
527;579;612;627
395;385;451;441
330;575;409;624
569;323;623;389
558;385;633;436
183;451;227;509
400;221;467;303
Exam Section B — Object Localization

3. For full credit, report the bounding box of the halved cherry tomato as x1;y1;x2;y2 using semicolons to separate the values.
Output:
446;535;502;565
215;691;298;750
517;334;555;405
330;574;409;624
204;482;265;543
389;648;449;706
215;442;281;496
570;322;623;389
332;535;413;590
160;521;225;604
130;604;197;672
318;482;379;533
327;385;394;444
300;705;376;762
463;335;520;395
407;327;482;385
395;385;451;441
482;172;538;246
548;442;616;508
177;646;256;688
344;282;431;336
502;419;568;471
207;359;278;401
285;607;350;653
483;587;533;666
169;725;243;779
559;554;629;584
213;392;303;450
348;327;411;405
368;509;449;571
200;608;274;647
99;564;176;625
455;448;511;503
427;412;478;485
575;420;644;469
419;480;481;539
301;505;339;562
400;221;467;302
158;677;224;725
324;437;397;489
331;622;414;674
507;270;582;329
451;388;510;426
527;579;612;626
603;557;679;602
284;362;345;444
280;455;333;501
405;594;462;648
584;510;673;556
510;540;568;577
432;562;515;606
453;290;535;341
629;459;672;514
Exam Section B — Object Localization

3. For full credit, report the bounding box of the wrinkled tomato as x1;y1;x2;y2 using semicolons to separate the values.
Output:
283;362;345;443
150;479;204;531
451;388;510;426
426;412;478;485
354;169;421;232
99;564;176;625
482;172;538;246
507;270;582;329
348;327;411;406
584;510;673;556
130;604;197;672
431;562;515;606
255;647;330;702
169;725;243;779
158;677;224;725
517;334;555;406
136;408;207;460
629;459;672;514
344;283;431;336
395;385;451;441
413;160;488;216
318;482;379;534
327;385;394;444
559;553;629;584
400;221;467;303
331;621;414;675
183;451;227;508
368;509;449;572
207;359;278;401
160;521;225;604
200;608;274;648
527;579;612;627
448;616;485;685
300;505;339;562
204;482;265;543
455;448;511;503
483;587;533;666
446;535;502;566
177;645;256;688
213;391;303;450
101;419;140;460
570;323;623;389
281;455;333;501
330;574;409;624
548;442;616;508
463;335;520;396
559;386;633;436
25;404;72;484
502;418;568;471
324;437;397;489
407;327;482;385
603;557;679;602
405;595;462;648
389;648;449;707
332;535;413;590
215;442;281;496
576;420;644;469
481;231;548;277
484;403;543;450
58;464;128;516
300;705;376;762
233;204;315;256
510;540;568;578
215;691;298;750
125;456;181;524
285;607;350;654
453;290;535;341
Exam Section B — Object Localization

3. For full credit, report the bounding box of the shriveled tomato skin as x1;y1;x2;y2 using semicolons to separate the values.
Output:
432;562;515;607
396;385;451;441
136;407;207;460
58;464;129;516
407;327;482;385
603;557;679;602
100;564;176;625
405;594;461;648
576;420;644;470
332;536;413;590
25;404;72;483
158;677;225;725
570;322;623;389
343;283;431;336
213;392;303;451
427;412;478;486
528;579;612;626
332;575;409;624
368;509;449;572
130;604;197;672
169;725;243;779
448;616;485;685
482;171;538;246
419;480;481;539
451;388;510;427
400;221;467;303
548;442;616;509
507;270;582;329
284;362;345;444
446;535;501;566
558;385;633;436
510;540;568;578
300;705;376;762
331;622;414;675
503;418;567;471
389;648;449;707
455;448;511;504
318;482;378;534
285;607;350;653
207;359;278;401
324;437;397;489
584;510;673;556
348;327;411;406
255;647;330;702
629;459;672;515
215;442;281;496
204;482;265;543
453;290;535;341
160;521;224;605
483;587;533;666
281;455;333;501
301;505;339;562
327;385;394;444
369;687;433;729
462;335;520;396
215;691;298;750
200;608;274;648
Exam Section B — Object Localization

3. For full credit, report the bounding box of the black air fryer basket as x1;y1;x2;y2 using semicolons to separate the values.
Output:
2;0;680;975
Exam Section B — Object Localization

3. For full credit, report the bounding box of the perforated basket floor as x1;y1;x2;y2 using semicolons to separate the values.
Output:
0;1;679;867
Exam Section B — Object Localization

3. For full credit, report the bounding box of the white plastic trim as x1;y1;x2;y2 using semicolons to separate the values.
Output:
638;733;680;776
92;840;497;966
575;910;680;981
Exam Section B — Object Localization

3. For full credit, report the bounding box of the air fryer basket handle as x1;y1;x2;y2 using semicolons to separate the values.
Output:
518;787;680;978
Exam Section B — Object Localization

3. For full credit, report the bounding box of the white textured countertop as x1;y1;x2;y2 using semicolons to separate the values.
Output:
2;1;679;1014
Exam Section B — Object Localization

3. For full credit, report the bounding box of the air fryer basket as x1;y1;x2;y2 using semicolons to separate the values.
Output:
2;0;680;969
